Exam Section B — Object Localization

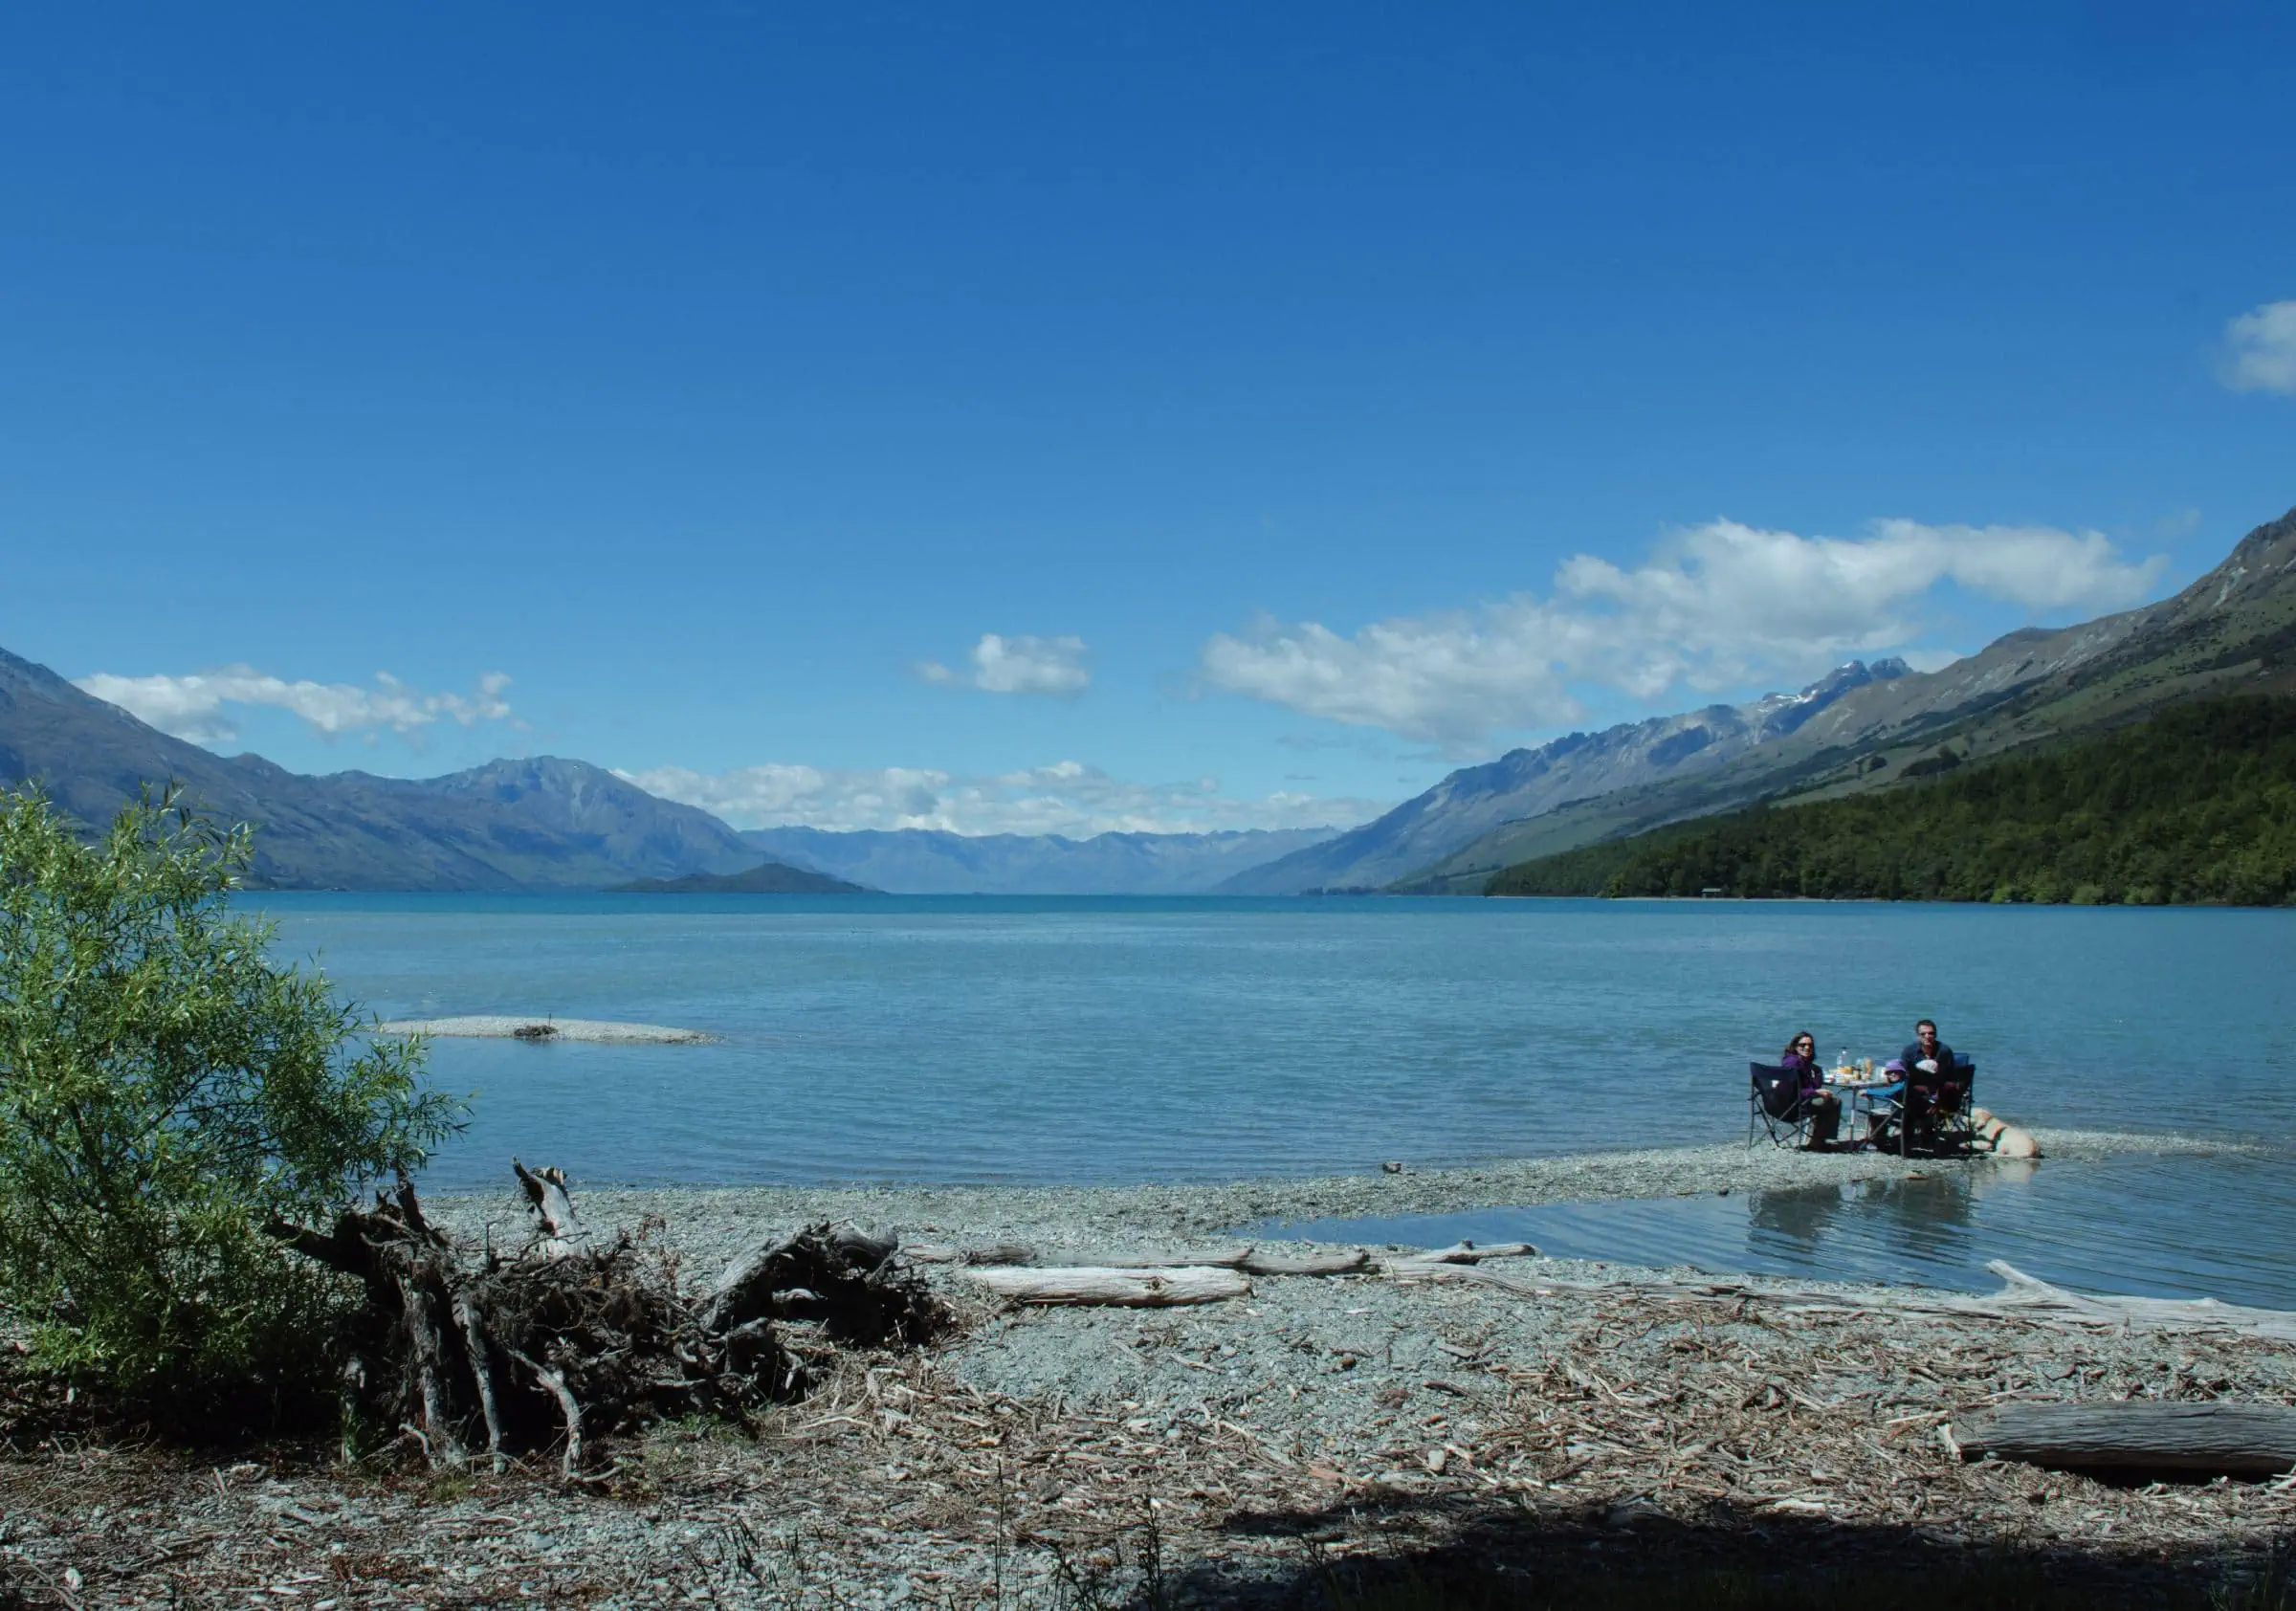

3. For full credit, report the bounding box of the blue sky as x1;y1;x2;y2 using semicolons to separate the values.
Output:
6;3;2293;835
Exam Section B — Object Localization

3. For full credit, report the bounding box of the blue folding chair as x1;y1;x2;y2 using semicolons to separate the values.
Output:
1865;1056;1976;1156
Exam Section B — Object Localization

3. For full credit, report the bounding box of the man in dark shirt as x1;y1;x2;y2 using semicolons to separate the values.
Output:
1894;1018;1964;1144
1899;1019;1957;1086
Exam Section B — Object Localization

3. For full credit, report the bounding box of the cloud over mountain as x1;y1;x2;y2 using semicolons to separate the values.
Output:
1199;518;2167;745
73;666;516;746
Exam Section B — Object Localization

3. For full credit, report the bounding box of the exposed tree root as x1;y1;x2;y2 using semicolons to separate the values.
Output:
266;1166;951;1475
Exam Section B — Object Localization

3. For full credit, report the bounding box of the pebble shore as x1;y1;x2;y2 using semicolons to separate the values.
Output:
7;1130;2280;1608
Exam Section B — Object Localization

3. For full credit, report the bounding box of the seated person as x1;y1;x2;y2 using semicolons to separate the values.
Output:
1777;1031;1841;1147
1894;1017;1966;1139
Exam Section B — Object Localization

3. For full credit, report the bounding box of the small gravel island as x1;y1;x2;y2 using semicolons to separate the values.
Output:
374;1015;716;1044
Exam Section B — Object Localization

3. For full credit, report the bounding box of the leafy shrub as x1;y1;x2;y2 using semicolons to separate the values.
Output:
0;785;461;1425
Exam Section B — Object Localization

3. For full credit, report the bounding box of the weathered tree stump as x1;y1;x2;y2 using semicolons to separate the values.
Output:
268;1167;949;1476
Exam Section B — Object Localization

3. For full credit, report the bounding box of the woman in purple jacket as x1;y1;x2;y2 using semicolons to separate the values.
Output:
1779;1031;1842;1147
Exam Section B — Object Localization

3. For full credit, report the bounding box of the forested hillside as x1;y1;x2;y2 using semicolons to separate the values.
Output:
1486;697;2296;907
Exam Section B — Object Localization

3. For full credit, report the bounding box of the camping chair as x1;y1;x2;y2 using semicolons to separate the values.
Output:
1748;1061;1813;1149
1866;1057;1976;1156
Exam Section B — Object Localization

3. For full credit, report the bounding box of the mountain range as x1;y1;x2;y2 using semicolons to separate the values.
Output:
0;650;1332;891
1214;658;1916;894
9;500;2289;894
1229;500;2296;895
0;650;770;890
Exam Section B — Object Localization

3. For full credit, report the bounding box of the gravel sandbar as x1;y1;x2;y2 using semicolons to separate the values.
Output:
430;1127;2221;1273
375;1014;714;1044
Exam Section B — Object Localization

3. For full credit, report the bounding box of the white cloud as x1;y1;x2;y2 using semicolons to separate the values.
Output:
619;759;1376;837
1200;518;2167;746
77;665;516;747
917;633;1089;695
2223;300;2296;395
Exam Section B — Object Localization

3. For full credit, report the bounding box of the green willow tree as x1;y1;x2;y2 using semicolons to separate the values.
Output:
0;785;460;1421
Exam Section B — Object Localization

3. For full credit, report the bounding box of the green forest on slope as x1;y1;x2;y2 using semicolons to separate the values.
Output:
1484;695;2296;906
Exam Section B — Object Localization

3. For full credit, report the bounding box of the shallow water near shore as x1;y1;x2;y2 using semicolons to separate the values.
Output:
259;893;2296;1302
1250;1148;2296;1310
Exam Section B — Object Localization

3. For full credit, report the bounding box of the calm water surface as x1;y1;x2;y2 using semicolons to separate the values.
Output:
257;894;2296;1305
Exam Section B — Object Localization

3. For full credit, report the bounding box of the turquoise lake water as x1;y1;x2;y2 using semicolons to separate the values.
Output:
258;894;2296;1306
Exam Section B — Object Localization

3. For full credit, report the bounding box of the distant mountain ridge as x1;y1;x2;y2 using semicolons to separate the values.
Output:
1238;501;2296;896
742;824;1338;894
0;647;1336;892
1407;500;2296;889
1214;658;1913;894
1486;695;2296;906
0;650;778;889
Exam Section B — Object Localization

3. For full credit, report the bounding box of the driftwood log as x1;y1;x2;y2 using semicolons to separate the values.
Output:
269;1169;949;1476
924;1237;1527;1308
1065;1246;1376;1277
1464;1259;2296;1347
901;1242;1037;1267
1394;1241;1535;1267
1957;1401;2296;1479
960;1265;1253;1307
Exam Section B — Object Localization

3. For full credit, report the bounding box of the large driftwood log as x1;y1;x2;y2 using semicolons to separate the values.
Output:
1063;1246;1375;1276
1970;1261;2296;1341
961;1265;1252;1307
910;1242;1374;1278
1957;1401;2296;1479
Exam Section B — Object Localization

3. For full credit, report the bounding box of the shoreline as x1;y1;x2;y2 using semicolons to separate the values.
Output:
9;1128;2286;1606
429;1127;2223;1268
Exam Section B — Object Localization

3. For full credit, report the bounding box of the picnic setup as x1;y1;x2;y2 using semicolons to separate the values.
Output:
1749;1018;2041;1158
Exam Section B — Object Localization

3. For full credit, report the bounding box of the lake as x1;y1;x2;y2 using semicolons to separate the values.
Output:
258;894;2296;1306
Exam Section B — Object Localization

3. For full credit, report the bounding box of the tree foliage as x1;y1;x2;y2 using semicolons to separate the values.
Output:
1486;696;2296;907
0;785;460;1419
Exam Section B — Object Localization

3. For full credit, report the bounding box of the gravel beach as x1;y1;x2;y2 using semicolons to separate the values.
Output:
7;1130;2285;1609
